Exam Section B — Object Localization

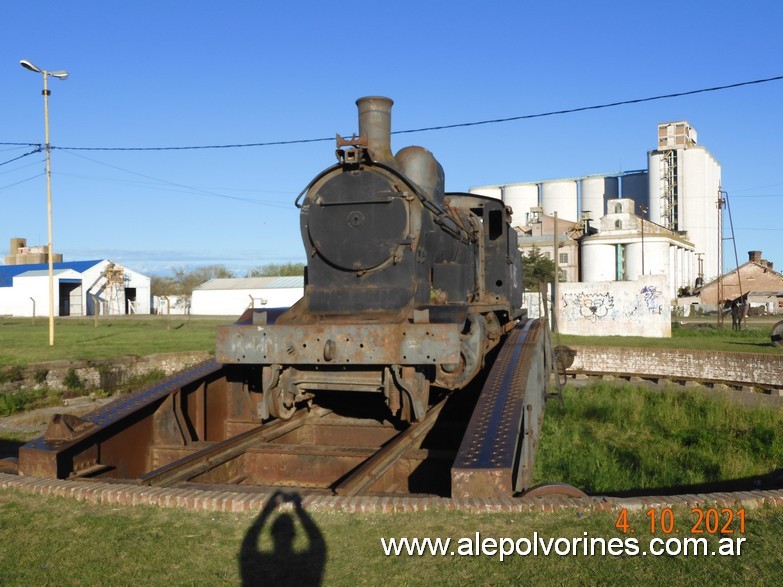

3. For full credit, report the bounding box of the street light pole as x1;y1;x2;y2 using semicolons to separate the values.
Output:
20;60;68;346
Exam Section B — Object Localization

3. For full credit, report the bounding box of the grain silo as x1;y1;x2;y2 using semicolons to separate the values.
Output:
620;172;649;213
469;186;502;200
580;176;618;220
503;183;539;226
581;242;617;282
541;180;578;222
648;121;721;282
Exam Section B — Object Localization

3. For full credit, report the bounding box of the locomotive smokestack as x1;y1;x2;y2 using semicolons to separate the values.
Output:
356;96;394;163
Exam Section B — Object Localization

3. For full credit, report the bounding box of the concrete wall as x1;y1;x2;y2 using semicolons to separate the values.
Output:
570;345;782;388
558;274;671;337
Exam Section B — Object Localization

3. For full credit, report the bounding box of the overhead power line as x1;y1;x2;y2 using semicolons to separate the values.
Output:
0;148;42;167
10;73;778;153
0;173;45;191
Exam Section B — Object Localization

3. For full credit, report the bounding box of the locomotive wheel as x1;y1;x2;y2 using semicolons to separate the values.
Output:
270;388;296;421
434;313;486;390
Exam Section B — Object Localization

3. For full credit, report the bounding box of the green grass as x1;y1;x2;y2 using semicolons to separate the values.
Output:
559;321;779;354
1;490;781;585
535;383;783;494
0;316;230;367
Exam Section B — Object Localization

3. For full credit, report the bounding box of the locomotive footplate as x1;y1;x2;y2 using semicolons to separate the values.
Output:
215;322;461;366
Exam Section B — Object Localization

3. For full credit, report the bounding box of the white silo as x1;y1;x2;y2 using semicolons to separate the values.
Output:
503;183;538;227
626;239;669;281
581;242;617;282
681;147;721;281
621;172;649;213
469;186;502;200
541;180;578;222
580;176;618;220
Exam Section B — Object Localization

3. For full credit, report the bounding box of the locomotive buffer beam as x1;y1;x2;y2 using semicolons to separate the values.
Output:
451;319;548;499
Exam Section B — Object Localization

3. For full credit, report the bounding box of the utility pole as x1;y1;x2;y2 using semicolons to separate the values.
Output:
552;212;558;333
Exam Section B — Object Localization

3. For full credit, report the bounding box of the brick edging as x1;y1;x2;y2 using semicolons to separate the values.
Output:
2;473;781;514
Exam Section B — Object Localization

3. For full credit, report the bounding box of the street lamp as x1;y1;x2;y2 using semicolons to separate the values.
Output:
20;59;69;346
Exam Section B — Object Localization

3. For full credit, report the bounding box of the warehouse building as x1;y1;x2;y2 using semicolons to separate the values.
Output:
190;276;304;316
0;259;151;317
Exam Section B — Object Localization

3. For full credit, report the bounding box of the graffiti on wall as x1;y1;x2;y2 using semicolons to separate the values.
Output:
558;275;671;337
562;292;615;322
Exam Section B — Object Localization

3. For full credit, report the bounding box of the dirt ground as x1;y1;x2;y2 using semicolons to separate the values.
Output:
0;396;114;461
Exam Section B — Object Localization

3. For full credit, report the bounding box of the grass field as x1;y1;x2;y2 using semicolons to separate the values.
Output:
0;316;778;369
559;319;780;355
0;316;228;367
1;489;781;585
534;383;783;494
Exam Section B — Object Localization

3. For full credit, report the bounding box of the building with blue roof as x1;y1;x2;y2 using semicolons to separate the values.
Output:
1;239;150;317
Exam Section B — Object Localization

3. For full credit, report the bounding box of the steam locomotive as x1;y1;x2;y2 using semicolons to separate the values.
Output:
216;97;525;421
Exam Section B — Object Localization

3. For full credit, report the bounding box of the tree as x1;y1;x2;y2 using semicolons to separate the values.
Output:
246;262;305;277
170;265;235;296
521;246;557;291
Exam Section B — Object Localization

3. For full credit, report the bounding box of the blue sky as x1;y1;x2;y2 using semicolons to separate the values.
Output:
2;1;782;276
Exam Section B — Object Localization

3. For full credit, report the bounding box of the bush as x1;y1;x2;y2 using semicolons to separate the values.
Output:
33;369;49;385
0;365;25;384
63;368;84;391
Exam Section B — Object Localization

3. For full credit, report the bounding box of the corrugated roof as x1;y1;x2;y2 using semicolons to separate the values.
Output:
195;276;304;291
0;260;103;288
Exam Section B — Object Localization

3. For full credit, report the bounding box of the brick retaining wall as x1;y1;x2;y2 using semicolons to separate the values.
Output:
1;473;781;514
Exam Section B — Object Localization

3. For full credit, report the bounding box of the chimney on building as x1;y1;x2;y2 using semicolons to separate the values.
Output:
748;250;762;264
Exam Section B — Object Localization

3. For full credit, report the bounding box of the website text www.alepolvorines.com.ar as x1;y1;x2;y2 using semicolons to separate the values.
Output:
380;532;746;561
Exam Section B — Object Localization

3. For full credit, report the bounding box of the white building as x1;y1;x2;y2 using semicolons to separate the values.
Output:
190;276;304;316
471;120;721;293
581;199;695;298
0;259;151;317
648;121;721;282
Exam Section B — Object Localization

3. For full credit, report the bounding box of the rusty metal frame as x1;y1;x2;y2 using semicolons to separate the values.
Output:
451;319;548;499
18;360;223;479
216;322;460;366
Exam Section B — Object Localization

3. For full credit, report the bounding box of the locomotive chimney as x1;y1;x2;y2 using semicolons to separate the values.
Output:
356;96;395;163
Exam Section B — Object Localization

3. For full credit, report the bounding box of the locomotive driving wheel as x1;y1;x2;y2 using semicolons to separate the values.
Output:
269;386;296;421
262;365;297;421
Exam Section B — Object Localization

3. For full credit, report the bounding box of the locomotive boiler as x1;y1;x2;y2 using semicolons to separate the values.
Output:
216;97;525;421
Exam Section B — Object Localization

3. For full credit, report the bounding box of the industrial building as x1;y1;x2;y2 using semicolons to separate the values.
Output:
698;251;783;313
190;276;304;316
472;120;722;290
648;122;721;282
0;260;151;317
1;238;151;317
580;198;695;298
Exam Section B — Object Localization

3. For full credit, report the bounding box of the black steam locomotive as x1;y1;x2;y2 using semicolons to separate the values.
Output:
216;97;525;421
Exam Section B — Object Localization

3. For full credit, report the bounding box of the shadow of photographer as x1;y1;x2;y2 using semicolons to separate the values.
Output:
239;490;326;586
